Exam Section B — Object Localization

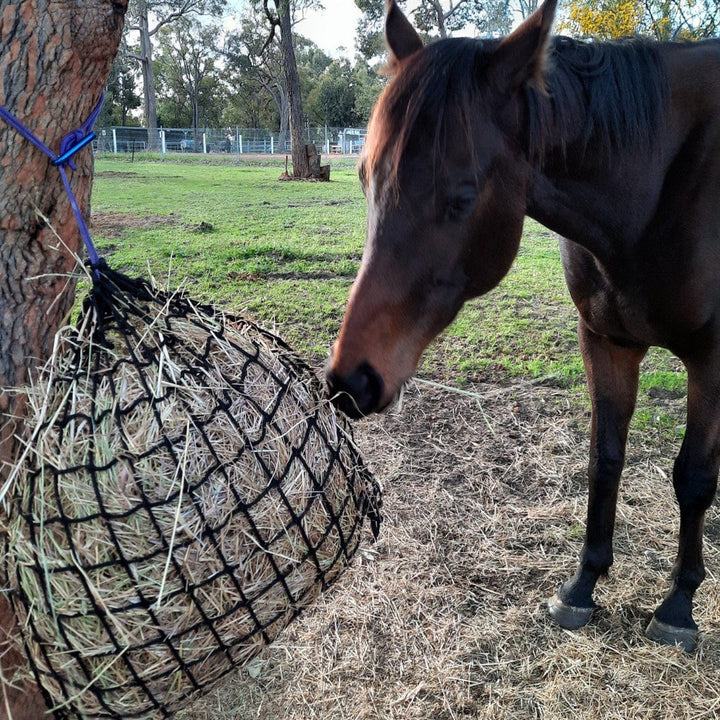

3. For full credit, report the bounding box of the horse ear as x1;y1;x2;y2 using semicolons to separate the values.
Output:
385;0;423;65
491;0;557;91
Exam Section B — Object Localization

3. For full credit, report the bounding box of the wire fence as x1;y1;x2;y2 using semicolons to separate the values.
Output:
95;126;368;156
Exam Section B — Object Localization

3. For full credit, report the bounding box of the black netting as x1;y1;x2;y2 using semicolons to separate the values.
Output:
6;262;381;719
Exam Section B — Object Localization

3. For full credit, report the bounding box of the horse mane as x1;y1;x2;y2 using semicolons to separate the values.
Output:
529;35;668;160
364;34;669;184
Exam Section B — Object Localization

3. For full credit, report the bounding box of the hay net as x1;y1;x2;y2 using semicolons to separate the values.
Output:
6;262;381;719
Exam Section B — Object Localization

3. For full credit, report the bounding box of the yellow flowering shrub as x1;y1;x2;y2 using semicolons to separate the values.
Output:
559;0;645;39
558;0;714;40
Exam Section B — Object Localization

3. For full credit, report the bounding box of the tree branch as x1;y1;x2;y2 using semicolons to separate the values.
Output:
149;0;199;36
261;0;280;54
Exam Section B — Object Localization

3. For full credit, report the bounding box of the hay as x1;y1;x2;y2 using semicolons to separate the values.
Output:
4;266;381;719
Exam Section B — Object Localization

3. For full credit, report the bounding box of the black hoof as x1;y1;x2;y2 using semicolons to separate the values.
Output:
547;594;595;630
645;616;698;652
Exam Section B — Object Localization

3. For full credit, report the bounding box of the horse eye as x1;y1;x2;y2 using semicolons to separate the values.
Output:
443;186;477;222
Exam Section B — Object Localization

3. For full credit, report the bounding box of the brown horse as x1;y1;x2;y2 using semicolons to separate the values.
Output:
327;0;720;651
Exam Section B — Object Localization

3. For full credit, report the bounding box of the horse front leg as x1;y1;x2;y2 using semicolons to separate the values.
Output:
646;358;720;651
549;322;647;629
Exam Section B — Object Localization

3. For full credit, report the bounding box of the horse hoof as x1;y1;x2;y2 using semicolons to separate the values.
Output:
547;594;594;630
645;616;698;652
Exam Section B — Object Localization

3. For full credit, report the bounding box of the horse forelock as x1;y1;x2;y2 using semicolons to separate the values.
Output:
363;38;493;194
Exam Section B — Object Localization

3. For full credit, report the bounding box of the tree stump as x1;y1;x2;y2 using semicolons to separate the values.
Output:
307;143;331;181
280;144;331;181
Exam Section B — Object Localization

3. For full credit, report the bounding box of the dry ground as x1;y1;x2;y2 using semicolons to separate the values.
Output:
181;376;720;720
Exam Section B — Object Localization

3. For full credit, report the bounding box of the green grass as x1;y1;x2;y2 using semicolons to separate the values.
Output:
91;155;687;440
92;158;365;356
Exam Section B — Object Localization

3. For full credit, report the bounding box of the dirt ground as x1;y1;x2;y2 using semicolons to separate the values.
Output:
181;376;720;720
90;209;182;238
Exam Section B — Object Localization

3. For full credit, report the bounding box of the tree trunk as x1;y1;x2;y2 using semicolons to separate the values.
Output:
428;0;447;37
518;0;540;18
0;2;128;717
277;0;310;177
279;94;290;153
136;1;160;150
270;80;289;152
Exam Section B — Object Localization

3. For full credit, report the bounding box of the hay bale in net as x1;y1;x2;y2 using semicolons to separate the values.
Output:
5;264;381;719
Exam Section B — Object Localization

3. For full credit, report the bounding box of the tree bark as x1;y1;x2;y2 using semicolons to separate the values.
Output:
278;82;290;152
0;2;128;717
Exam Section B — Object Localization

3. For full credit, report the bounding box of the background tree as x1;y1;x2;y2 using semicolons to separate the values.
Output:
514;0;540;18
352;61;384;123
642;0;719;39
155;18;224;135
223;8;294;144
412;0;512;37
354;0;513;61
0;4;128;717
307;59;359;127
262;0;326;178
126;0;226;149
305;58;382;127
560;0;647;38
99;48;143;126
355;0;399;58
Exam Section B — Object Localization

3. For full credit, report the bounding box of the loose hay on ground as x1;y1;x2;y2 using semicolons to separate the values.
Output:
4;268;380;719
181;379;720;719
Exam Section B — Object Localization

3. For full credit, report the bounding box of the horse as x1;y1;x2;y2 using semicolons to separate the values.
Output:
326;0;720;651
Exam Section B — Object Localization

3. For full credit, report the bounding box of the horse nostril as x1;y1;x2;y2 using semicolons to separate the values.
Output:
326;362;384;418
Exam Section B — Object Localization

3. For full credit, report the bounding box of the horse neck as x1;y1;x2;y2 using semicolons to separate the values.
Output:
524;116;668;263
522;37;672;259
524;151;641;260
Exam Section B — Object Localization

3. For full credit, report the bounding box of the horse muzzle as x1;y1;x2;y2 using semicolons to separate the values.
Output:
326;361;386;418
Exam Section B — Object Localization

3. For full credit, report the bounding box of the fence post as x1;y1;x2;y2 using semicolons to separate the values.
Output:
112;128;117;155
238;132;243;156
270;136;274;154
160;129;166;157
203;132;207;154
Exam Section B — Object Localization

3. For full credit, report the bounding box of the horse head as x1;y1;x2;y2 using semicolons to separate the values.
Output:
327;0;558;417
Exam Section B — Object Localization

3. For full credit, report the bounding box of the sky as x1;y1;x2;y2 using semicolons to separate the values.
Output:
297;0;364;57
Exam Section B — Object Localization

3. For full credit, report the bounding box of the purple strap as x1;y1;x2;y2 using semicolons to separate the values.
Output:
0;94;105;274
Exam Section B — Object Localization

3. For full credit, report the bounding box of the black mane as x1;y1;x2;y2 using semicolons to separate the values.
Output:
528;35;669;159
370;33;670;181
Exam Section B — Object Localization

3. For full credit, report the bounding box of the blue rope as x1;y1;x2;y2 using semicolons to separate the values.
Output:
0;94;105;275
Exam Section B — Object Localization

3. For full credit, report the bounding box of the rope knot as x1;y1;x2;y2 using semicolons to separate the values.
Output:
0;93;105;274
